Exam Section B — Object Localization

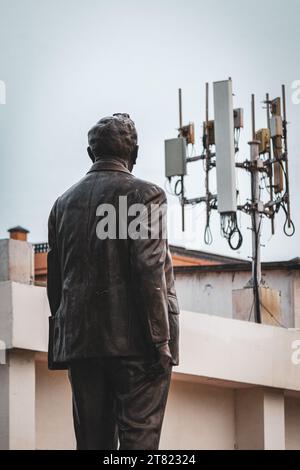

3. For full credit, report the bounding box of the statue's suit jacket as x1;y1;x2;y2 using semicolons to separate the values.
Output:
47;159;180;370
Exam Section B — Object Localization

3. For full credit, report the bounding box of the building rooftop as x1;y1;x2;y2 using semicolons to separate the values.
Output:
170;244;248;267
8;226;30;234
174;257;300;275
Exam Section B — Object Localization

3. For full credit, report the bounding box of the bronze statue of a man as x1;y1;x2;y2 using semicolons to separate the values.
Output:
47;113;180;450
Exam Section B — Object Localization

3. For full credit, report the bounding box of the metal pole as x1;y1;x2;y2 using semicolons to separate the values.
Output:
251;94;256;140
282;84;292;227
205;83;209;125
181;176;185;232
250;143;262;284
249;140;262;324
266;93;275;235
205;82;210;240
178;89;185;231
179;88;183;130
249;94;262;324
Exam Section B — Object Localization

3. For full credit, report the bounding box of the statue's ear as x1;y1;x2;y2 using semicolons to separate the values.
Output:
128;145;139;172
131;145;139;166
87;146;95;163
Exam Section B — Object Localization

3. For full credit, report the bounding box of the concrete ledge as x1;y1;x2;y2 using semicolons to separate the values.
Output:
177;311;300;392
1;281;300;393
0;282;48;352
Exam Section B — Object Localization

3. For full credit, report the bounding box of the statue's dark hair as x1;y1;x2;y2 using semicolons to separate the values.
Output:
88;113;137;161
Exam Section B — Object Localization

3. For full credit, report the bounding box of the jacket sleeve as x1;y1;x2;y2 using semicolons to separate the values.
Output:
129;185;170;348
165;243;180;365
165;242;179;303
47;199;62;317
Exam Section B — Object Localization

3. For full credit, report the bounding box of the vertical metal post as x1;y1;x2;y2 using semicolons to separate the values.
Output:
205;83;209;134
178;88;185;232
179;88;183;130
205;82;210;238
249;94;262;324
181;176;185;232
251;94;256;140
266;93;275;235
282;84;292;227
249;140;262;323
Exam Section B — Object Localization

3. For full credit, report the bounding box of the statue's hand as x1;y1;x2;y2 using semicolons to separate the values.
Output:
149;342;172;376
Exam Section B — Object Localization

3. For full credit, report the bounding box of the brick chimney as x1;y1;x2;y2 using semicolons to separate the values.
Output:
8;226;29;242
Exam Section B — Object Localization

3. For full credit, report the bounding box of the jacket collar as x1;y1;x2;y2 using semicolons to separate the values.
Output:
87;158;132;176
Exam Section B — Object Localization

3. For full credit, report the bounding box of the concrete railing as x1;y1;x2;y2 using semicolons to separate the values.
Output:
1;280;300;392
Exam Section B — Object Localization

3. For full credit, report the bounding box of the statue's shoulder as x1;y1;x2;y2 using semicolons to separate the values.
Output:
55;175;88;208
130;176;166;204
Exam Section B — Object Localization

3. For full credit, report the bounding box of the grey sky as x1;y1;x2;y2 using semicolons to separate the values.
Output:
0;0;299;261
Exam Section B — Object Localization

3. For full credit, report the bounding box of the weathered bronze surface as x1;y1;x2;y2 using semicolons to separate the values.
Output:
47;113;180;449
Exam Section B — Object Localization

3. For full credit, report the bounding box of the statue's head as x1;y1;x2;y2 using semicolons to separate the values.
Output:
87;113;138;171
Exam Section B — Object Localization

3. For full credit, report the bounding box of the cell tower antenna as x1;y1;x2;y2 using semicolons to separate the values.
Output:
164;79;295;325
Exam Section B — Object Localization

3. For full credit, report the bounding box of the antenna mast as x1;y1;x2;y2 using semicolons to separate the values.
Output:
248;94;262;323
164;78;295;325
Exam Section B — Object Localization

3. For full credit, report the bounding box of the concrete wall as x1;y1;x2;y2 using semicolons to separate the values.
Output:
3;281;300;394
1;235;300;450
285;396;300;450
0;239;34;285
34;362;237;451
235;388;286;450
161;379;235;450
175;269;299;328
33;360;300;450
35;360;75;450
0;350;35;450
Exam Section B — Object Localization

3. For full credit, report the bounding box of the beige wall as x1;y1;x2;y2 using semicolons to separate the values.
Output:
35;361;75;450
35;361;237;451
161;378;235;450
9;356;300;450
175;269;300;328
1;272;300;449
2;239;300;449
285;396;300;450
0;350;35;450
235;389;264;450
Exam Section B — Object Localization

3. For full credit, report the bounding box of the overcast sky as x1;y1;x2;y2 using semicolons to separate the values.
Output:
0;0;300;261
